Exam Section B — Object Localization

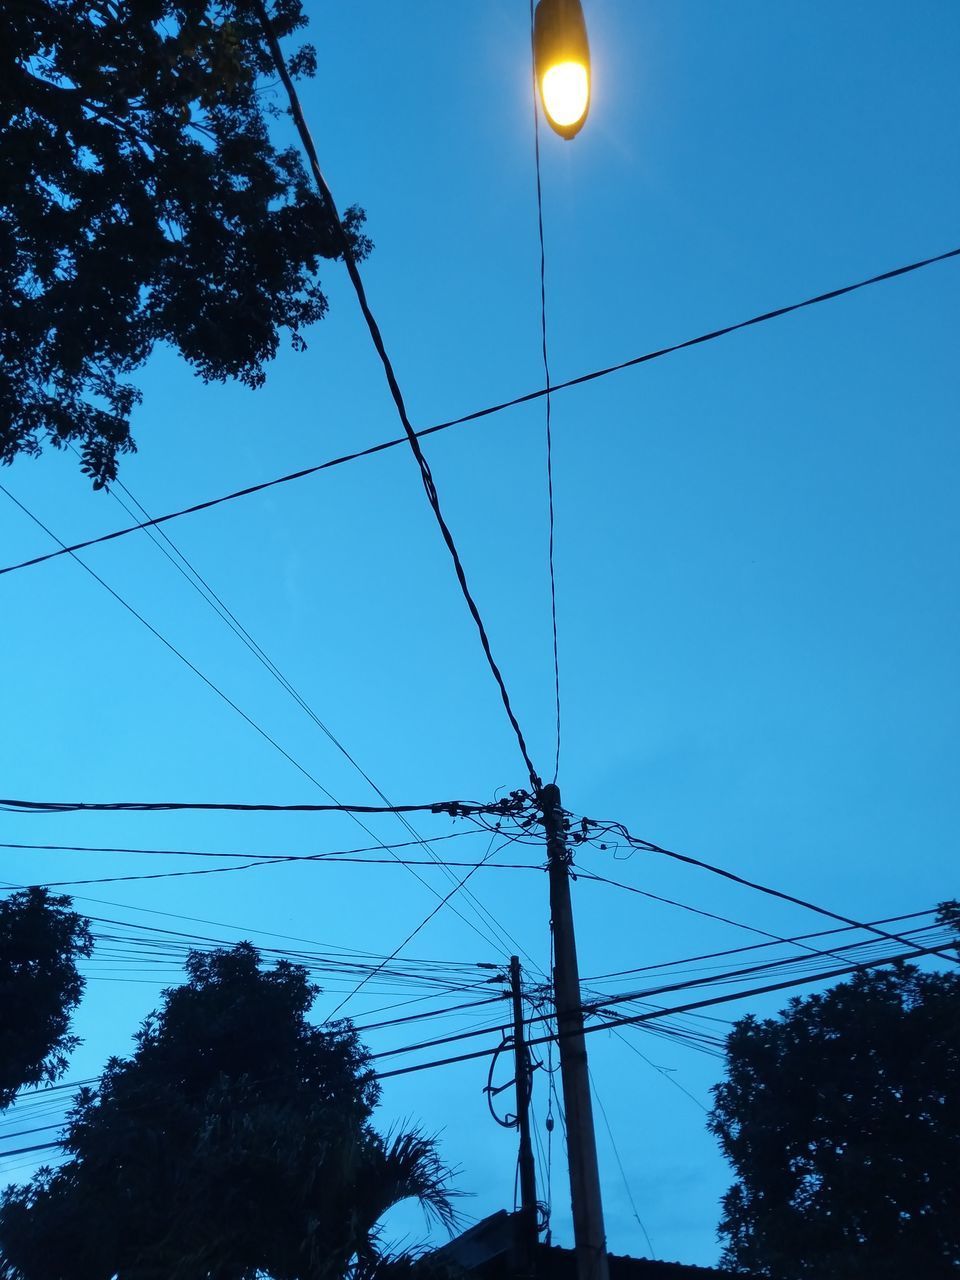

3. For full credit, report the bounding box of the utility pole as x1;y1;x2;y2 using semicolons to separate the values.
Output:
542;782;610;1280
509;955;539;1270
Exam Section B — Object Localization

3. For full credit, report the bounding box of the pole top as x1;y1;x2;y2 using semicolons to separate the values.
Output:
540;782;562;808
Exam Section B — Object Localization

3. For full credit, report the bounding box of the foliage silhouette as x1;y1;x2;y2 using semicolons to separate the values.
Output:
938;898;960;949
709;928;960;1279
1;0;370;487
0;943;457;1280
0;888;92;1110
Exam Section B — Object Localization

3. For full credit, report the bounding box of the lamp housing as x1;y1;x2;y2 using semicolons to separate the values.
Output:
533;0;591;140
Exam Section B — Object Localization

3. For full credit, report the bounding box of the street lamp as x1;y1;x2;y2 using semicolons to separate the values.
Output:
533;0;591;140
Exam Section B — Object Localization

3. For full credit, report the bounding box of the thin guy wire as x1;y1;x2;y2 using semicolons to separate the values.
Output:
589;1066;657;1259
609;1028;708;1113
324;831;509;1020
323;836;502;1018
1;246;956;580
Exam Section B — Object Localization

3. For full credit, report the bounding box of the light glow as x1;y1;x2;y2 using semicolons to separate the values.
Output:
540;61;589;130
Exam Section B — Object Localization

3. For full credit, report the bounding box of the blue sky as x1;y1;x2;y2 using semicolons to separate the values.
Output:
2;0;959;1267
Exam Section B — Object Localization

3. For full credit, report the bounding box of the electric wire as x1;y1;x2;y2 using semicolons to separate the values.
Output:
0;489;519;956
579;816;960;965
5;854;544;891
352;991;510;1035
0;831;477;861
0;796;497;816
0;246;954;581
0;994;518;1155
252;0;540;793
93;473;532;980
324;832;508;1019
1;876;504;997
580;907;940;985
52;888;500;969
571;863;920;971
529;1092;550;1224
0;486;363;805
611;1025;718;1094
529;0;561;784
572;924;955;1025
0;983;517;1162
20;906;880;1167
571;864;853;957
0;834;545;989
368;928;951;1068
373;934;953;1080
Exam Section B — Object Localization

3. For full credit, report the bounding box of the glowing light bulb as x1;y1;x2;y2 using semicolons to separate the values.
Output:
541;61;590;130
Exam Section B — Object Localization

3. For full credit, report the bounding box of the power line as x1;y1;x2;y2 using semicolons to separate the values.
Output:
93;474;527;969
0;485;367;806
576;925;956;1023
80;919;493;986
352;991;510;1035
529;0;561;785
580;907;939;984
571;865;852;956
101;471;399;795
0;797;501;816
324;834;515;1020
2;935;946;1162
0;832;477;861
572;865;924;972
68;894;499;971
0;874;507;991
0;245;954;582
253;0;540;794
577;815;960;965
2;856;545;891
2;995;509;1140
0;1140;65;1159
0;1122;68;1142
131;0;549;975
0;488;529;957
580;939;956;1041
368;924;951;1065
84;923;489;981
375;934;954;1080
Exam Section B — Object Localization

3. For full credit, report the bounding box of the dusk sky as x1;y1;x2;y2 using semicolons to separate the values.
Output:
2;1;959;1268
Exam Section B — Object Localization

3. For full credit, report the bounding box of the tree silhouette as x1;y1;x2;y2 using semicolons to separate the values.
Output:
0;888;92;1110
0;943;457;1280
1;0;370;487
709;944;960;1279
